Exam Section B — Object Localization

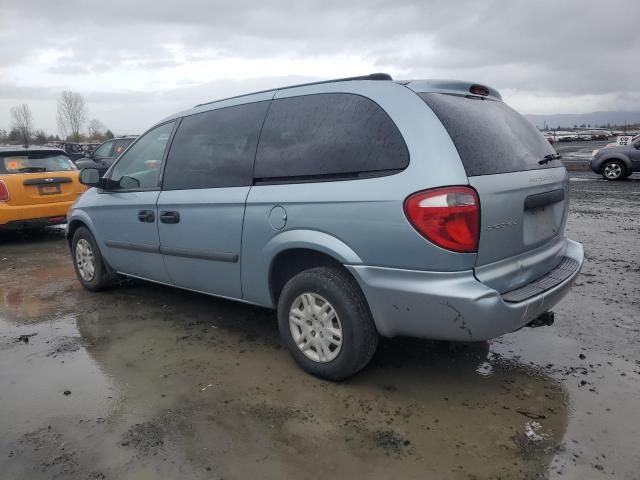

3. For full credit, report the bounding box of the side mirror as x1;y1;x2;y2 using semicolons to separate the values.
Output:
83;150;92;158
79;168;101;187
635;143;640;150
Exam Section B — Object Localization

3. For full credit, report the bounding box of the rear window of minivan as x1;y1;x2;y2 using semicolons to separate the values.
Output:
419;93;560;176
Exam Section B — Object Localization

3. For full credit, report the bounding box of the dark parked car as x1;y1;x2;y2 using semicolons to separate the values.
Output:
81;143;100;154
75;137;137;175
58;142;85;161
590;136;640;180
589;132;609;141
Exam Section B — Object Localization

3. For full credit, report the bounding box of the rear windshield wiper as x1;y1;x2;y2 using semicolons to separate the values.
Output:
539;153;562;165
17;167;47;172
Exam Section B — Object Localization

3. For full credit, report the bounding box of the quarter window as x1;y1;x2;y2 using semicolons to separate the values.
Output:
109;122;175;189
162;101;269;190
254;93;408;180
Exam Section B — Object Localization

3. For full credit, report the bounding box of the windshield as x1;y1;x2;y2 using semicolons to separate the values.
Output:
0;152;77;174
419;93;559;176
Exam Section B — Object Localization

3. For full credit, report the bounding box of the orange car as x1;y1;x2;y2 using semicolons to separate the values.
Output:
0;146;86;230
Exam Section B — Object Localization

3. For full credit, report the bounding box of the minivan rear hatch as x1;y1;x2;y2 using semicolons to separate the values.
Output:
418;91;569;293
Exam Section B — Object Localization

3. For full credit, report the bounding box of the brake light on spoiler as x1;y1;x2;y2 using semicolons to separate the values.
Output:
404;186;480;253
470;84;490;96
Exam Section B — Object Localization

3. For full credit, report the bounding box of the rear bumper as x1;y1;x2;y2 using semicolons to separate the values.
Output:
347;239;584;342
0;201;73;228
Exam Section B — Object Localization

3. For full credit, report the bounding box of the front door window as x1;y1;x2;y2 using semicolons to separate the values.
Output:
110;122;174;189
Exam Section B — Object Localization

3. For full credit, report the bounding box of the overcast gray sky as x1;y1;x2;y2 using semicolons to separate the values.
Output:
1;0;638;135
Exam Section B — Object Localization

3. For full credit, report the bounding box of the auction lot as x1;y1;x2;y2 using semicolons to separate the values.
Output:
1;156;639;479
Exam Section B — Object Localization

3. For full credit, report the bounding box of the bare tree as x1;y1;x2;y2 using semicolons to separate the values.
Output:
87;119;106;141
33;130;48;144
10;104;34;145
57;91;88;142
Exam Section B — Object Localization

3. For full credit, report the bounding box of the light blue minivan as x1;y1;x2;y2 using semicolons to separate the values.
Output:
68;74;584;379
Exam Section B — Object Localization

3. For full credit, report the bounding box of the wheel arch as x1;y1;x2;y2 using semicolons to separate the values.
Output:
598;154;631;172
65;211;114;266
254;229;364;307
269;248;347;305
66;218;88;247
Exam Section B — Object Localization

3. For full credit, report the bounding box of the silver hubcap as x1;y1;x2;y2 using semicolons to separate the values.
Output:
289;293;343;363
75;238;95;281
604;163;622;179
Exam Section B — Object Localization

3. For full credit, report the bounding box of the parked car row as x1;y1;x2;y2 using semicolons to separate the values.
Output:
48;138;137;167
543;131;612;143
75;136;137;175
0;136;137;231
53;142;85;161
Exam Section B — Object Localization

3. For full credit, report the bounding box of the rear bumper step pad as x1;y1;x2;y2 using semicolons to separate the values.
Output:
502;256;580;303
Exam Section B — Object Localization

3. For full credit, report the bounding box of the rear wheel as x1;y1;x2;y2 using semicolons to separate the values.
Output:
601;160;625;180
72;227;116;291
277;266;378;380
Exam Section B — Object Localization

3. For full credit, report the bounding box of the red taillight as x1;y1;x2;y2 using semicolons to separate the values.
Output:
0;180;9;202
404;186;480;253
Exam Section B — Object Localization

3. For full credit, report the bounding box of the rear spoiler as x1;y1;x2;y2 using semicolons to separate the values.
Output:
405;79;502;101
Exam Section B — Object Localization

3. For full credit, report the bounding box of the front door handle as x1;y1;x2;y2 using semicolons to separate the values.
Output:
160;211;180;224
138;210;155;223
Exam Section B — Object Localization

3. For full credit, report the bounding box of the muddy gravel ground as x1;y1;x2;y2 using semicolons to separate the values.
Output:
1;169;639;480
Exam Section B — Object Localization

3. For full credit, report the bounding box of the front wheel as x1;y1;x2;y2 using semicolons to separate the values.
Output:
72;227;116;291
277;266;379;380
601;160;626;180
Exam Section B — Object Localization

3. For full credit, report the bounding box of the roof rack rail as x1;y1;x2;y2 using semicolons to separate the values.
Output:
194;73;393;108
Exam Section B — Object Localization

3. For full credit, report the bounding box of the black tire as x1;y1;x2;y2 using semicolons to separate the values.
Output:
71;227;116;291
277;266;379;380
601;160;626;180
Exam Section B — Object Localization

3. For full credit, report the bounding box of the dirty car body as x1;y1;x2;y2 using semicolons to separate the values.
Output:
67;75;584;379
